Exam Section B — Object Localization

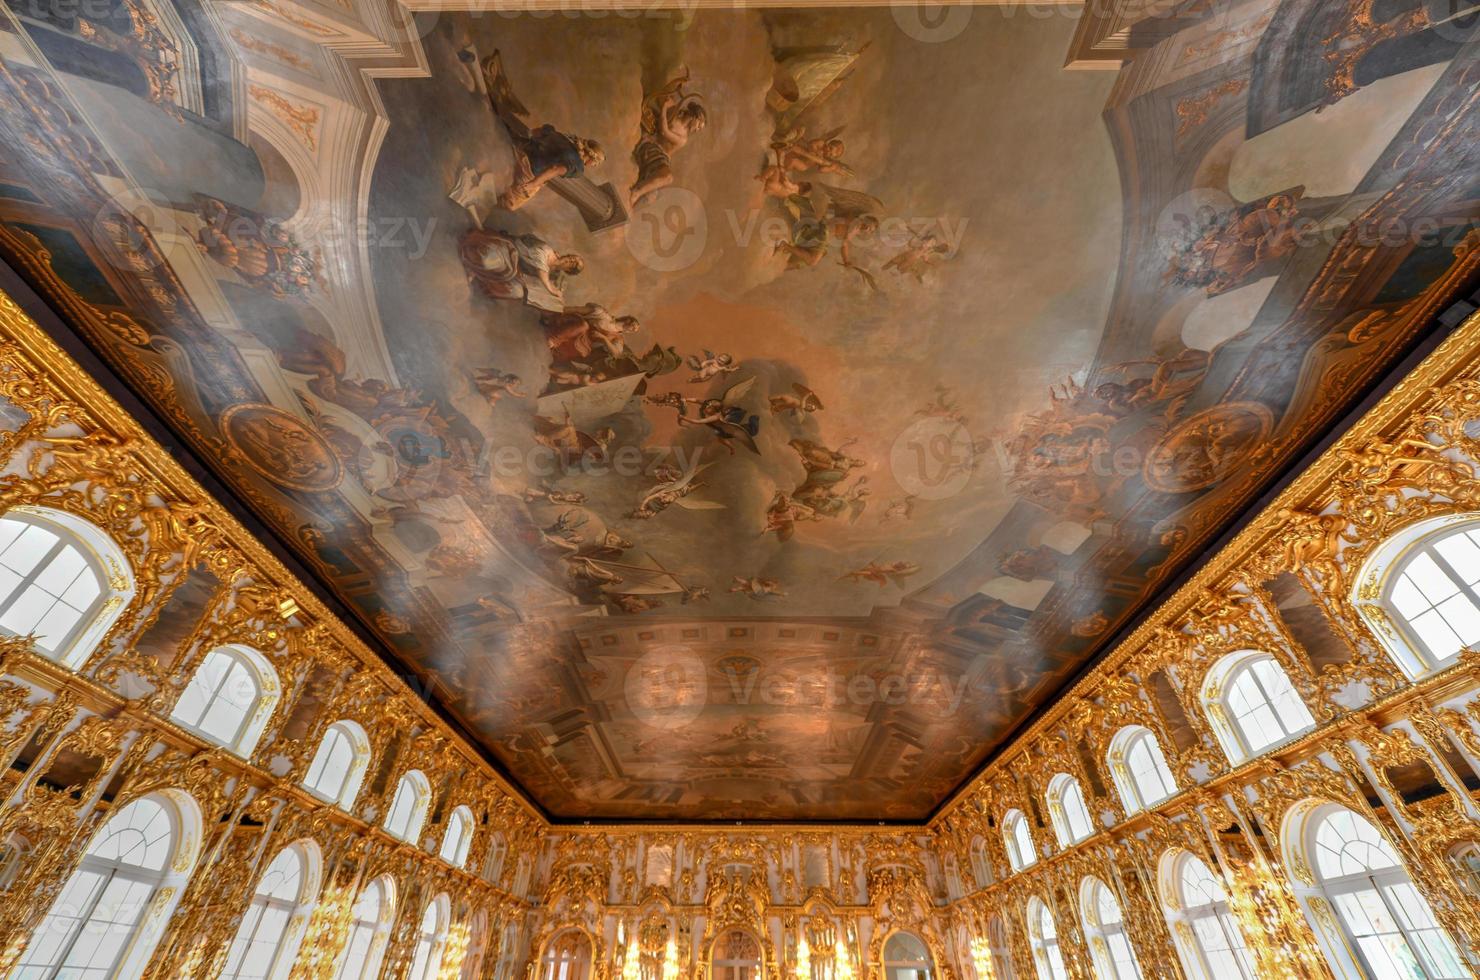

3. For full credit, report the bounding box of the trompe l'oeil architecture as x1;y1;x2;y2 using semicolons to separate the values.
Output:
2;0;1480;978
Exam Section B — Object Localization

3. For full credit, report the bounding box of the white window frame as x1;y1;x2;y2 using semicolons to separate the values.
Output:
1157;849;1257;980
1025;898;1068;980
0;506;134;669
1046;773;1095;847
1107;726;1178;814
15;790;201;980
303;720;371;808
1201;651;1315;763
408;893;451;980
384;769;431;844
440;805;475;868
221;839;323;980
1354;513;1480;679
1002;810;1036;872
332;875;397;980
1079;877;1142;980
169;644;280;757
1283;800;1467;980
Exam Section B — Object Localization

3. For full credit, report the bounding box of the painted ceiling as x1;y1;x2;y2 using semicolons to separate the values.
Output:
0;0;1476;820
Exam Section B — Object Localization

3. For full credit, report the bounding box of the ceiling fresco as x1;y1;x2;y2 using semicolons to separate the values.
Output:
0;0;1476;820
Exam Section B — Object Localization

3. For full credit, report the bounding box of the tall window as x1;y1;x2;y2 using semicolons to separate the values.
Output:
1358;516;1480;677
222;840;321;980
1025;898;1068;980
384;770;431;843
170;645;279;756
303;721;370;808
1159;850;1256;980
0;508;132;668
712;930;763;980
1107;726;1177;814
1202;652;1315;762
1288;802;1465;979
1003;810;1036;872
987;917;1014;980
333;876;395;980
969;838;993;889
484;832;508;885
883;932;934;980
1046;774;1095;847
1080;878;1142;980
15;791;199;980
541;929;593;980
408;893;450;980
440;805;475;868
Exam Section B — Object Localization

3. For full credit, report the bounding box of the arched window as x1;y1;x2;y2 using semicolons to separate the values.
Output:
384;769;431;843
1025;898;1068;980
484;832;508;885
883;932;934;980
303;720;370;808
0;507;133;668
408;893;451;980
16;790;200;979
969;837;993;889
0;832;30;889
440;805;474;868
333;875;396;980
1080;878;1142;980
1284;801;1465;979
1002;810;1037;872
170;644;279;756
222;839;322;980
987;916;1014;980
1158;850;1256;980
712;929;763;980
1355;514;1480;678
1107;726;1177;814
1046;773;1095;847
462;909;491;980
1202;652;1315;762
541;929;593;980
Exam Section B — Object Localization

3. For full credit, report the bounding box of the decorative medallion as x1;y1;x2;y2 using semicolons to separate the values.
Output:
221;403;342;492
1143;401;1274;493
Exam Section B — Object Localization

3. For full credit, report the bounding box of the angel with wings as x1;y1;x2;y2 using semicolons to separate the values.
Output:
774;183;883;291
647;377;762;455
629;462;725;519
840;559;920;588
772;126;853;178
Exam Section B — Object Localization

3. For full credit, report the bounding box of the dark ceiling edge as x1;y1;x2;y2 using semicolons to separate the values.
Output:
927;275;1480;825
0;257;554;824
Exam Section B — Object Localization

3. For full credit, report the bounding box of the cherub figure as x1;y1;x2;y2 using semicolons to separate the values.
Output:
774;183;883;291
630;68;708;208
482;51;606;211
879;496;916;525
883;231;951;284
729;576;788;600
770;126;853;178
472;369;523;407
647;378;761;455
687;350;739;384
769;383;823;418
